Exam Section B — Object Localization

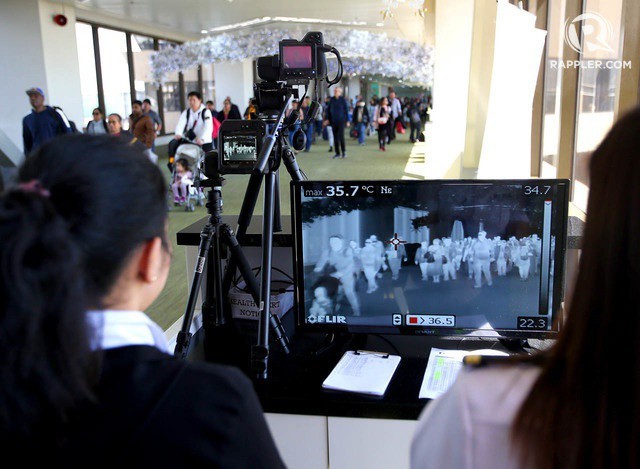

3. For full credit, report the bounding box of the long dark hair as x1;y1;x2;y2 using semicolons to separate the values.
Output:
512;106;640;468
0;135;167;440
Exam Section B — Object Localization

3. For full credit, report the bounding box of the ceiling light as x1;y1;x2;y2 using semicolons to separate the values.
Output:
376;22;384;27
208;17;272;32
200;29;208;34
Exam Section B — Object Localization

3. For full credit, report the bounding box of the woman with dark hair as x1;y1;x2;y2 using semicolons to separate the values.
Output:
374;97;391;152
0;135;283;467
411;106;640;468
85;107;108;135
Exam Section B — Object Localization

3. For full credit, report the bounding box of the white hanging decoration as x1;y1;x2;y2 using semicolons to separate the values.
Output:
150;26;433;87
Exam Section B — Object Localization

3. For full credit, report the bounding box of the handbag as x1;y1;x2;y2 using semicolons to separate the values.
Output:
396;120;406;134
377;116;388;125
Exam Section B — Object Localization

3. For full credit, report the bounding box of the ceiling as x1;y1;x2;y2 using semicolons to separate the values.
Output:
72;0;434;45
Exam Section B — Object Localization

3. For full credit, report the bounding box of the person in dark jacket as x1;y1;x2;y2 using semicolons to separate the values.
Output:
22;87;72;155
324;86;350;158
218;97;242;123
0;135;285;467
351;99;370;146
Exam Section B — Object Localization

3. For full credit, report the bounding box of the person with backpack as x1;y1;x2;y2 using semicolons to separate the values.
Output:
351;98;370;146
85;108;109;135
167;91;213;170
22;87;73;155
408;100;423;143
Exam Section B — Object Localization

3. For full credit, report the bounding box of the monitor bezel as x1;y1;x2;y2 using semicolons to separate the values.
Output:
290;179;570;339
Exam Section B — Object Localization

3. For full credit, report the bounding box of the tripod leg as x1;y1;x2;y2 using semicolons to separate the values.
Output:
273;171;282;233
221;171;264;300
221;225;290;355
174;224;213;359
253;171;277;379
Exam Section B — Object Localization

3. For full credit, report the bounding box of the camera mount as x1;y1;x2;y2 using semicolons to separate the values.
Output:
175;32;340;380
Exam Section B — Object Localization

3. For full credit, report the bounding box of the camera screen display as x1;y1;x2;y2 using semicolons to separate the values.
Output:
222;134;258;162
291;180;569;337
282;45;313;69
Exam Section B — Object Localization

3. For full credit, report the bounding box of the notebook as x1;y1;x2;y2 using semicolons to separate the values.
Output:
322;350;402;396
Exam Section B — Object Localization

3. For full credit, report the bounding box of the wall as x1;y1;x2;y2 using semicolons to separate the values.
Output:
0;0;90;165
38;1;84;134
215;59;255;111
0;0;48;165
462;0;497;169
428;0;475;178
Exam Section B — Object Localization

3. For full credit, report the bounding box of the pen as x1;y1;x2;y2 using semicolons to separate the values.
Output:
463;354;510;367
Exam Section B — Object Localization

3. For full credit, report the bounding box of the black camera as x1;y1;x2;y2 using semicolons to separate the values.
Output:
214;119;267;174
256;32;329;85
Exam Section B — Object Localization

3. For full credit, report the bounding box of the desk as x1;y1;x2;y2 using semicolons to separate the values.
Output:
177;215;583;468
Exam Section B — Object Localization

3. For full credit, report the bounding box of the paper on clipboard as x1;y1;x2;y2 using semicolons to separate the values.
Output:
322;350;401;396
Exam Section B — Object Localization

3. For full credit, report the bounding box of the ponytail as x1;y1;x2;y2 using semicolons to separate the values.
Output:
0;188;94;439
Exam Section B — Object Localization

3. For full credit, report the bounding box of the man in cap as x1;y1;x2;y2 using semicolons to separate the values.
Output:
22;87;72;155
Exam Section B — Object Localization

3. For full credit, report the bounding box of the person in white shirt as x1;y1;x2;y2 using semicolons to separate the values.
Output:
167;90;213;169
411;105;640;469
388;89;402;143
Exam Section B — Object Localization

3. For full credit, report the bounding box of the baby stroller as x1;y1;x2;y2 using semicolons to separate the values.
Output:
170;142;207;212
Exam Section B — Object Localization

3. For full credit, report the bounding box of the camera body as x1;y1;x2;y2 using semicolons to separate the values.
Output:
256;32;328;86
216;119;267;174
207;32;339;176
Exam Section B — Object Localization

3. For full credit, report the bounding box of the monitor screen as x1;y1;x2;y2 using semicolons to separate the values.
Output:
281;45;313;69
222;134;258;162
291;180;569;338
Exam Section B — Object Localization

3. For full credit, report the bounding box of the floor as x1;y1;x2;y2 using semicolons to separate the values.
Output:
149;130;429;329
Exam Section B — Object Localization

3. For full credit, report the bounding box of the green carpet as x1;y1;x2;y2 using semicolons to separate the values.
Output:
149;133;419;329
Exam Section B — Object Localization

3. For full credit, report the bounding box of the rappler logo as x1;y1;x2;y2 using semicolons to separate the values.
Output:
564;12;614;55
550;11;631;70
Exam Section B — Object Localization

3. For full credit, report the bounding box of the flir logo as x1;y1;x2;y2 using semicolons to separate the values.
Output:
307;315;347;324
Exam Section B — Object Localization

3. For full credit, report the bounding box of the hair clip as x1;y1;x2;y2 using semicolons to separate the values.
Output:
17;180;50;198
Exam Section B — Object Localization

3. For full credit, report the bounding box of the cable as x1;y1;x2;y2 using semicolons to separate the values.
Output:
325;46;343;88
370;334;401;355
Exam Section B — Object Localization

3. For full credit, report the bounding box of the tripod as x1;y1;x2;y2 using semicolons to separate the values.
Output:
175;93;307;380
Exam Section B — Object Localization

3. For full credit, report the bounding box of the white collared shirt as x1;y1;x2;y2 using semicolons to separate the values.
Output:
174;104;213;144
390;97;402;119
87;310;170;354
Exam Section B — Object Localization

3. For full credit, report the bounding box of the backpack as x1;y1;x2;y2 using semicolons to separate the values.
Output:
49;106;80;134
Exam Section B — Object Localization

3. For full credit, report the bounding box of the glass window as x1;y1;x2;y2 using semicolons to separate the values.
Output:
159;41;182;134
573;0;624;212
98;28;132;129
540;0;566;178
132;35;162;133
75;23;99;130
183;66;200;105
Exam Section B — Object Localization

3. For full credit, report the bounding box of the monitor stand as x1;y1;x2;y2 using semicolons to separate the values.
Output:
313;332;366;358
498;338;530;353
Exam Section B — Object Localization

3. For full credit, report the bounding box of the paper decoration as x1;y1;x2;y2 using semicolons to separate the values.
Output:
150;27;433;87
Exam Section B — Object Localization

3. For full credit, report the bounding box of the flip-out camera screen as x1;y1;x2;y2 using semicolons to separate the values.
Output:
281;45;313;69
291;180;569;338
222;135;258;162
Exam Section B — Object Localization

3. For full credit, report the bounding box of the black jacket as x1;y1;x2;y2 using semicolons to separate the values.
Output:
12;346;285;468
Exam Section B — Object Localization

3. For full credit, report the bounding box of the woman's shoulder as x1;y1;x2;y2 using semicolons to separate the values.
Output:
455;363;540;425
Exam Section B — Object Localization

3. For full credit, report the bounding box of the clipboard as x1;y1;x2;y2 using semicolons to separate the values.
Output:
322;350;401;396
